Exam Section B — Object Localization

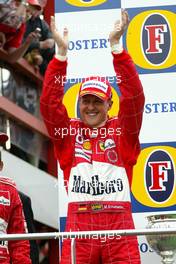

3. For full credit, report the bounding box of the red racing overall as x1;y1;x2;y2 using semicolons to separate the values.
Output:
40;50;145;264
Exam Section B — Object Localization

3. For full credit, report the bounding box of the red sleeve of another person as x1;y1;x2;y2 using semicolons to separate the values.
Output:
4;23;26;50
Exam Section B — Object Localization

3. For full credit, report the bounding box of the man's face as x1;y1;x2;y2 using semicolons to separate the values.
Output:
26;4;41;20
79;94;112;128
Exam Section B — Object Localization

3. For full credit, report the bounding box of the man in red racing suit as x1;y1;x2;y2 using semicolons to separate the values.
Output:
0;133;31;264
40;11;145;264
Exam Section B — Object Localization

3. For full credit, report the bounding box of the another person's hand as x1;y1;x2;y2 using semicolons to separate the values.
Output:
40;39;54;49
109;9;130;46
25;31;40;45
33;54;43;65
50;16;68;56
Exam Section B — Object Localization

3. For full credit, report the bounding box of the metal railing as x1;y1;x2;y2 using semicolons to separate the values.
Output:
1;229;176;264
1;228;176;241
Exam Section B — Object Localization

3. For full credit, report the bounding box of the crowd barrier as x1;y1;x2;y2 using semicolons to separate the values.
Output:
1;228;176;263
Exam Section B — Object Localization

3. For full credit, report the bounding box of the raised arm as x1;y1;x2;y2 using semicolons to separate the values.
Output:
40;16;70;141
109;10;145;134
40;17;75;169
109;11;145;180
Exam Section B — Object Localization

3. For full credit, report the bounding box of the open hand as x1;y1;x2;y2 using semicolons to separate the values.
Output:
109;10;130;46
50;16;68;56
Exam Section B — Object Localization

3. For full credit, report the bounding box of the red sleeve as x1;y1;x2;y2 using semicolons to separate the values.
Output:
40;57;73;169
113;50;145;183
5;23;26;49
8;188;31;264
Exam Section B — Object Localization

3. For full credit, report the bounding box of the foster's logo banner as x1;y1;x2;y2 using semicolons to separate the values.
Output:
125;6;176;73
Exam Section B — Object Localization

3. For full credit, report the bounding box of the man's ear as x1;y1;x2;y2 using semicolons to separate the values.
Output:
0;161;3;171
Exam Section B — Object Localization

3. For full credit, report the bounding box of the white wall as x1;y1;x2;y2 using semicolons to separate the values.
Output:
1;149;58;229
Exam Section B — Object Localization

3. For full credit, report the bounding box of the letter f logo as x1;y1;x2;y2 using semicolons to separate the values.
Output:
148;161;171;191
145;24;167;53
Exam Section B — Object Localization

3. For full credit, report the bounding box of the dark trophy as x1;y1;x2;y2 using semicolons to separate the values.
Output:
146;214;176;264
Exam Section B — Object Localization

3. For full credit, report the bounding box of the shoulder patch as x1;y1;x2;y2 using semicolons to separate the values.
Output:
0;177;17;188
107;116;118;122
70;118;81;122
